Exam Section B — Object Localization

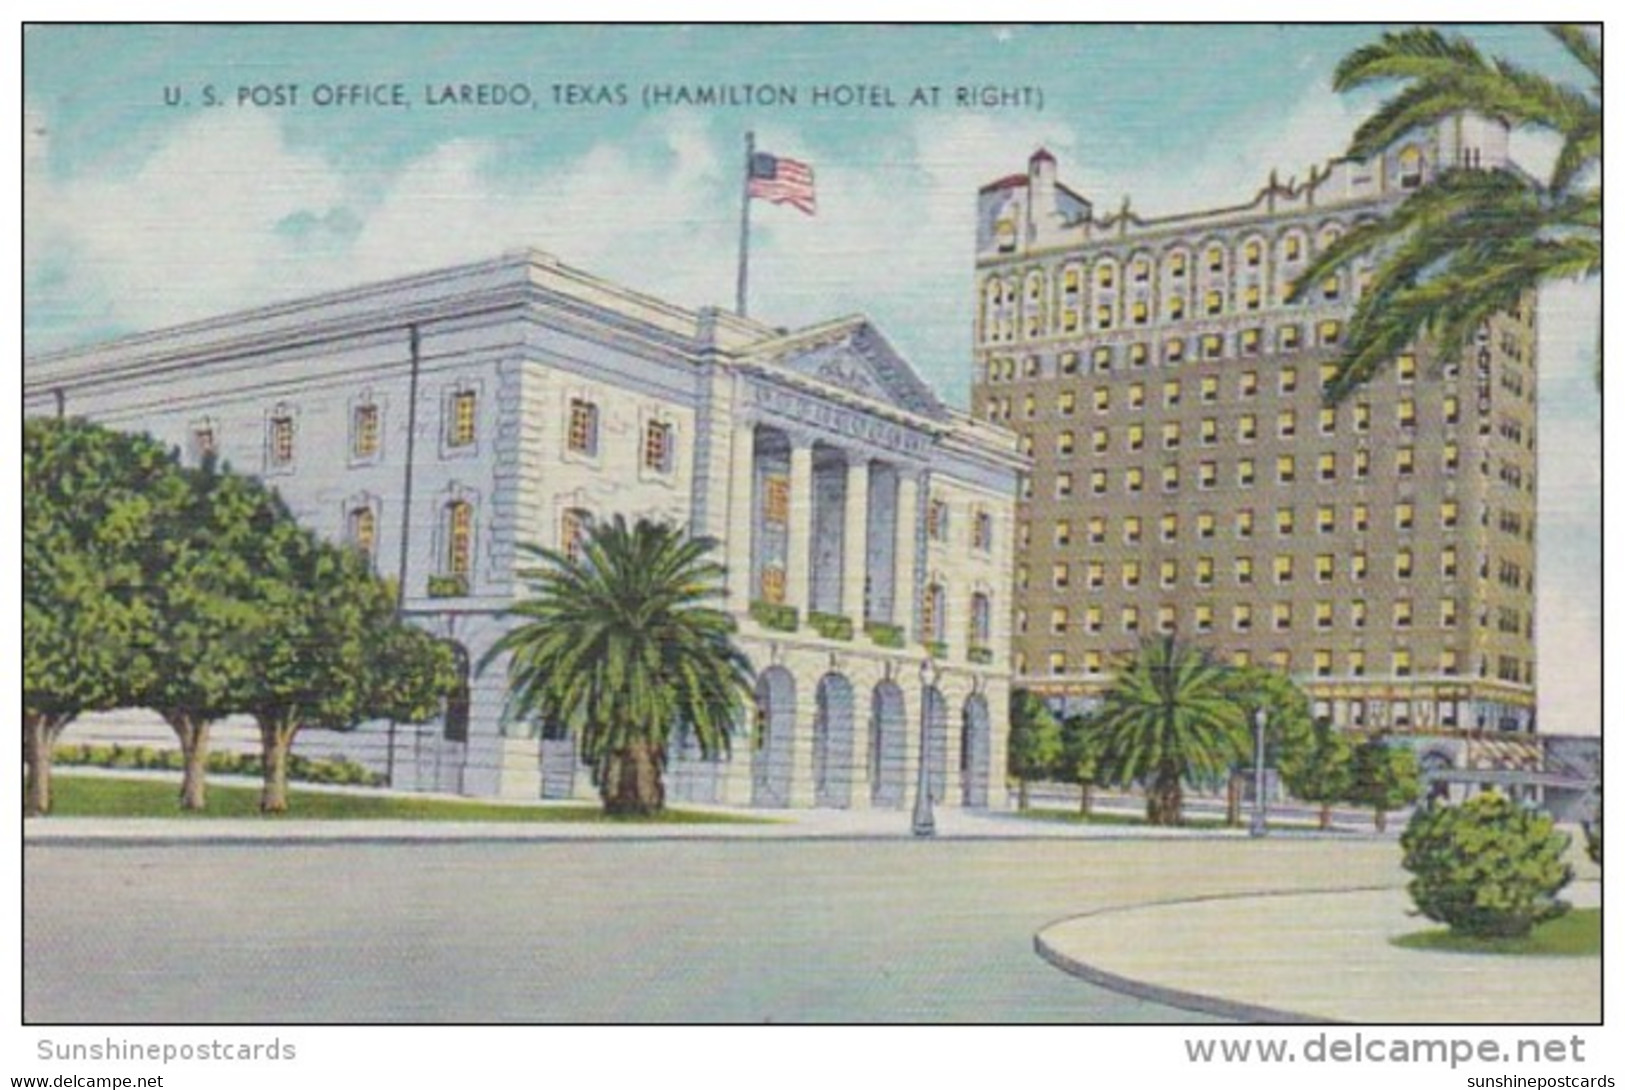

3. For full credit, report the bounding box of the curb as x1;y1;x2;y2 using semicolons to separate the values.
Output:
1032;885;1406;1024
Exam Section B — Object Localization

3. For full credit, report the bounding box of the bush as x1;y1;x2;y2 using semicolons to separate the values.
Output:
54;743;384;788
1584;794;1601;865
1401;791;1574;939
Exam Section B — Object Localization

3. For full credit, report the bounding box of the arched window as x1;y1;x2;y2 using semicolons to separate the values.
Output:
561;507;594;564
1398;145;1424;189
970;592;992;648
444;500;473;577
443;642;470;743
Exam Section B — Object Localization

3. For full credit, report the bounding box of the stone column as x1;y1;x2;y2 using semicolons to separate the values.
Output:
786;440;814;616
842;457;870;625
894;472;919;639
726;422;755;615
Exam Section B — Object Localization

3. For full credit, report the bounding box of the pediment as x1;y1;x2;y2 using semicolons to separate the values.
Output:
765;321;947;420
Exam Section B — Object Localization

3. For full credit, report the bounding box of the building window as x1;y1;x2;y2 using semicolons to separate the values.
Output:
1396;502;1415;532
1397;399;1417;430
1086;562;1104;589
1236;509;1254;538
1244;239;1262;267
1051;606;1069;635
1353;504;1369;532
1441;599;1459;628
1122;560;1141;588
1169;251;1188;278
1314;650;1333;678
1276;507;1295;536
1093;388;1109;413
1163;379;1181;407
262;410;297;472
348;504;377;562
1240;371;1258;398
1397;353;1418;382
1240;327;1262;355
1201;334;1223;360
1353;450;1370;480
445;500;473;577
1278;409;1296;438
1127;423;1145;451
1273;602;1293;631
1157;605;1176;633
1161;464;1179;492
1441;500;1459;529
1166;336;1186;363
1233;604;1253;632
1444;396;1460;425
1128;382;1146;410
1318;452;1336;481
561;507;594;564
1160;559;1178;588
1089;469;1106;495
1087;516;1105;544
1399;145;1424;189
1195;604;1215;632
760;566;786;605
1161;513;1179;542
1315;602;1333;630
1132;300;1150;325
1273;555;1294;584
1196;557;1214;585
1276;455;1296;484
1351;552;1367;581
1279;325;1300;352
1235;556;1254;585
1168;296;1186;321
1054;520;1071;547
1200;418;1218;446
1441;546;1458;580
1096;305;1113;331
1394;600;1413;629
449;389;477;449
1125;467;1144;493
1394;649;1413;677
1052;562;1070;589
1317;505;1335;534
191;423;218;463
353;403;381;460
1244;284;1261;311
1206;245;1224;273
1199;461;1217;489
1058;390;1077;416
1121;605;1140;634
1056;431;1075;456
1396;446;1415;476
1057;472;1075;498
1130;342;1149;367
763;475;790;526
1238;459;1256;487
1124;515;1143;544
928;499;950;542
568;398;599;456
1396;548;1414;579
973;510;994;552
1090;428;1108;454
1316;554;1334;583
1205;290;1223;316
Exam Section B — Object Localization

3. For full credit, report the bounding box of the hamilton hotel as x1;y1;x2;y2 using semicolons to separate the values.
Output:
972;116;1537;738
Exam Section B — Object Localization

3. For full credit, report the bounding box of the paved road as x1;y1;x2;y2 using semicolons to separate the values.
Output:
24;838;1403;1023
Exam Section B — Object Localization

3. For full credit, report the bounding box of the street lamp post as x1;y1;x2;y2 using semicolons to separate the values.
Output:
913;657;937;837
1250;706;1268;838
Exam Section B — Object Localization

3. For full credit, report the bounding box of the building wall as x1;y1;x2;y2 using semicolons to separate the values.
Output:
972;130;1536;735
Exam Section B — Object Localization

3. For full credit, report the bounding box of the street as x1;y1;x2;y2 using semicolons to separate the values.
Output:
24;836;1405;1023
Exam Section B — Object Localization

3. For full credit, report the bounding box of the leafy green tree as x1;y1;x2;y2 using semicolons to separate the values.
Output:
1351;735;1423;832
1280;727;1356;830
1401;791;1573;938
243;529;454;813
1056;713;1104;816
483;516;755;816
139;463;291;810
1007;689;1062;811
1095;637;1248;826
23;419;186;815
1583;791;1601;866
1293;25;1600;399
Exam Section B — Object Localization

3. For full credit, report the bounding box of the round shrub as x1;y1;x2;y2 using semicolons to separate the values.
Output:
1401;791;1573;939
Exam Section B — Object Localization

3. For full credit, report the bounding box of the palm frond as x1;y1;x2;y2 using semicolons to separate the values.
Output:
1546;23;1601;83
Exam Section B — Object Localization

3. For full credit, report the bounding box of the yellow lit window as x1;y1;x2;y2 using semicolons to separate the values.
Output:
1397;399;1417;428
1441;599;1459;627
1132;300;1149;325
1318;452;1336;480
353;403;380;459
1092;427;1109;453
1200;375;1219;402
1319;362;1339;389
1093;346;1113;370
1443;442;1459;473
1122;560;1141;587
1053;562;1070;588
643;420;674;474
1349;649;1366;676
1129;382;1146;409
1170;252;1187;278
763;475;791;525
1244;284;1261;311
1063;267;1081;293
1125;467;1144;492
1197;513;1216;538
1196;557;1214;584
1239;414;1257;441
1133;257;1151;282
349;505;376;559
1274;602;1293;630
1396;549;1414;579
1280;366;1298;394
1316;554;1334;582
1276;507;1295;536
1315;602;1333;629
1166;337;1186;362
1163;421;1181;449
1057;431;1075;456
1274;555;1294;583
1279;325;1300;351
1238;458;1255;486
1396;501;1415;531
1235;557;1254;584
1096;305;1113;330
1157;604;1176;632
1352;553;1368;580
1441;649;1459;675
1441;547;1458;579
1240;371;1258;397
1353;402;1371;432
1354;450;1370;478
1088;516;1105;543
1121;605;1140;633
1059;390;1077;415
1271;649;1291;672
1319;406;1337;434
1244;239;1262;267
1160;559;1178;588
1444;396;1460;425
1236;509;1254;537
1397;446;1415;475
568;399;599;455
1276;454;1296;484
1084;651;1102;675
1397;353;1417;382
1199;461;1217;488
1234;604;1253;631
1241;327;1261;354
1051;607;1069;634
1168;296;1186;320
1201;333;1223;359
270;414;295;466
1086;562;1104;588
1284;234;1303;261
1317;506;1334;533
1321;276;1341;301
1128;423;1145;450
1351;601;1367;629
1023;394;1036;418
1278;409;1296;437
1097;264;1115;289
450;390;477;448
1206;245;1224;272
1233;650;1253;669
1093;388;1109;412
1056;472;1073;498
1196;604;1215;631
1393;648;1412;675
1090;469;1107;494
1314;650;1333;676
1200;418;1218;445
1130;342;1149;367
1353;504;1369;532
1205;290;1223;316
447;500;473;576
1054;520;1071;546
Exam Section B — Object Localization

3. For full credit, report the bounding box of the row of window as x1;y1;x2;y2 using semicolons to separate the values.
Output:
1036;408;1456;459
1038;445;1443;498
927;498;998;552
1032;500;1465;548
192;392;679;479
986;347;1426;387
1028;646;1526;683
1034;596;1466;636
1030;549;1465;592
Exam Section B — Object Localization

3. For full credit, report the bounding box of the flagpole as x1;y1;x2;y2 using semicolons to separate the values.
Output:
736;130;754;316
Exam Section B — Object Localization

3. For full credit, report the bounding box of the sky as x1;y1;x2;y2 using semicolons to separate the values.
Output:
20;23;1601;732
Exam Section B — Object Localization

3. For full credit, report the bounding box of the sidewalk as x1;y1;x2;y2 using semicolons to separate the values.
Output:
1036;880;1601;1023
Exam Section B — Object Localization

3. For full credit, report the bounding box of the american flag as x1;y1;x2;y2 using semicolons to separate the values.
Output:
747;151;816;215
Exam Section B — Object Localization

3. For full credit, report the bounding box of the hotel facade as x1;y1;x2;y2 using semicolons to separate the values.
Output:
25;251;1024;807
971;119;1537;736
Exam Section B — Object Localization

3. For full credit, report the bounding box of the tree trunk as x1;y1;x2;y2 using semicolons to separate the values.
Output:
1226;775;1242;827
1374;807;1388;833
602;739;665;816
162;709;212;811
1018;777;1030;811
1079;783;1092;817
257;716;298;813
1147;768;1183;826
24;712;65;817
1319;801;1333;830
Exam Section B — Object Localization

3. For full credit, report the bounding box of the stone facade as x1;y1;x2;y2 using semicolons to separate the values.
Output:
971;117;1537;735
26;251;1024;807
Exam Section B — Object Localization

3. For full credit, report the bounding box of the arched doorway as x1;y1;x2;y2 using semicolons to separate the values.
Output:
869;680;907;808
752;667;796;808
813;673;855;808
961;694;991;808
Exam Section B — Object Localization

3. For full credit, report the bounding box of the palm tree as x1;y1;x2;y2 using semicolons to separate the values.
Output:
1291;25;1599;399
1095;636;1248;826
483;516;755;816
